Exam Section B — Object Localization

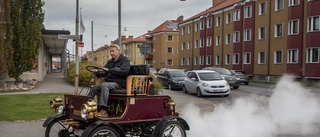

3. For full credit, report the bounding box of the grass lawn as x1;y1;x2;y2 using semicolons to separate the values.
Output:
0;93;64;122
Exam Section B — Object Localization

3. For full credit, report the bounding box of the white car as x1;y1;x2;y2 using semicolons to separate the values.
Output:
183;70;230;97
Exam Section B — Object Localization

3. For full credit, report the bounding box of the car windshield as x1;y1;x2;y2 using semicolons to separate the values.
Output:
214;68;232;75
198;73;223;81
169;70;186;77
235;71;246;74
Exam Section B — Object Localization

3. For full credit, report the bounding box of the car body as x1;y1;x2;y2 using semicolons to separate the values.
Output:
149;67;157;74
43;65;189;137
202;67;240;89
156;68;186;90
183;70;230;97
230;70;249;85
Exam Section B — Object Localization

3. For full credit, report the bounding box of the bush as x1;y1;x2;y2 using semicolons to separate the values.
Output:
67;61;100;87
149;73;162;95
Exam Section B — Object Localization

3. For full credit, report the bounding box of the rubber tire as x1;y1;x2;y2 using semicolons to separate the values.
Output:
245;82;249;85
196;88;202;97
88;126;120;137
182;85;188;94
45;117;71;137
159;121;187;137
233;86;239;89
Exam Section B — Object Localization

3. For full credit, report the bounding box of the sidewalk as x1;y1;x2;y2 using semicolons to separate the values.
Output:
0;72;215;112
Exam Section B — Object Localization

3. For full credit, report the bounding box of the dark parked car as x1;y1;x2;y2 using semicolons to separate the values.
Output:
230;70;249;85
157;68;186;90
203;67;240;89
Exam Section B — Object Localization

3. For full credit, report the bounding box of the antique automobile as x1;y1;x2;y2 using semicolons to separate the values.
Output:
43;64;189;137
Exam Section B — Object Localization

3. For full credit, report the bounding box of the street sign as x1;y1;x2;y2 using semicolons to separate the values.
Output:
139;43;151;55
58;34;80;40
79;42;84;47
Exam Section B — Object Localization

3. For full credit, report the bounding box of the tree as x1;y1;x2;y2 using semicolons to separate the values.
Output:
8;0;44;82
0;0;13;80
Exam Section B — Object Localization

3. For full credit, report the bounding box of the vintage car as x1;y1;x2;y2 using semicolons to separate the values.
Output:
43;64;189;137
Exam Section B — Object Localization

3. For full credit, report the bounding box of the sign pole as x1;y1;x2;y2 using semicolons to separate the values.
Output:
75;0;80;94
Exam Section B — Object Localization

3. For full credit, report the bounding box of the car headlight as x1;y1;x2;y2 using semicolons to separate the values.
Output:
202;82;209;87
225;81;229;87
172;80;178;83
81;99;97;119
50;97;63;109
57;105;64;114
236;77;240;80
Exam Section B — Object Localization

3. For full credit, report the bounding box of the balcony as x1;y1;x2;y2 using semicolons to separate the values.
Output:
145;54;153;60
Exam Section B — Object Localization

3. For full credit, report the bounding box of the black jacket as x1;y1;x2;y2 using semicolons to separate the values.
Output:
99;54;130;88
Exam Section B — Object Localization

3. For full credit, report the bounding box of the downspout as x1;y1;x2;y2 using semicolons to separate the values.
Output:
267;0;271;78
221;9;225;67
192;20;195;70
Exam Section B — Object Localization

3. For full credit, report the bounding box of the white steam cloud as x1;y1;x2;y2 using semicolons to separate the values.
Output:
181;75;320;137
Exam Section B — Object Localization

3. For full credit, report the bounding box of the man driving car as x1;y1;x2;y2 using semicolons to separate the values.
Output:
88;44;130;117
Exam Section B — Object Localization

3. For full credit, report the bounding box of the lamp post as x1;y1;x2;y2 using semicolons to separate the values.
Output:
74;0;80;94
118;0;122;51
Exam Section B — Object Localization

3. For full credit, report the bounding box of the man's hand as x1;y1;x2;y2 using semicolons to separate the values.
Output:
102;68;108;71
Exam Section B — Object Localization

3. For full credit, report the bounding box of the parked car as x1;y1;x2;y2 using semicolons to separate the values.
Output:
230;70;249;85
157;68;186;90
183;70;230;97
203;67;240;89
149;67;157;74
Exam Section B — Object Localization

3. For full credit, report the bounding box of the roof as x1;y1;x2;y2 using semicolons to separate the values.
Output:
148;20;179;35
180;0;242;24
122;34;146;44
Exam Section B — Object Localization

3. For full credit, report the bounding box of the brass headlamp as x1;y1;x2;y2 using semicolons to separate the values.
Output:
81;99;97;119
50;97;63;109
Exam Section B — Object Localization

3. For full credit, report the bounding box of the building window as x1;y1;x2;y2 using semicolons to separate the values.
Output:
181;27;186;35
206;55;211;65
258;52;266;64
195;40;199;48
187;57;191;65
181;43;186;50
289;20;299;35
200;20;205;30
167;35;173;41
215;55;220;65
167;47;173;53
233;31;240;43
207;18;212;28
274;51;282;64
275;24;283;37
259;2;267;15
233;53;239;64
243;52;251;64
200;38;204;47
259;27;266;39
275;0;284;11
194;57;198;65
200;56;204;65
244;6;252;18
289;0;299;6
206;37;212;47
287;49;298;63
167;59;173;66
216;16;221;26
195;23;199;31
188;41;191;49
244;29;251;41
216;36;221;46
226;13;232;24
234;9;240;21
188;25;191;33
225;54;231;65
226;34;231;44
308;16;320;32
181;58;185;65
306;48;319;63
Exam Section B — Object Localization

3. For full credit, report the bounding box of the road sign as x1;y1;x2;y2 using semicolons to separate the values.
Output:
79;42;84;47
58;34;80;40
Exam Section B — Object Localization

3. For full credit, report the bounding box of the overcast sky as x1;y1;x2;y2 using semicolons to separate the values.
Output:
43;0;211;55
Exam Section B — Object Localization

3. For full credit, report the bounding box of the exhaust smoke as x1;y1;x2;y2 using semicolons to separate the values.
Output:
181;75;320;137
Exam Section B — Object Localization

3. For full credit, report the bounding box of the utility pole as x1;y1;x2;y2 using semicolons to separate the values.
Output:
118;0;122;51
91;21;94;62
74;0;80;94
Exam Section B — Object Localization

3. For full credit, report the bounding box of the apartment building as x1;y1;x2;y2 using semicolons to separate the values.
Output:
122;35;146;65
179;0;320;81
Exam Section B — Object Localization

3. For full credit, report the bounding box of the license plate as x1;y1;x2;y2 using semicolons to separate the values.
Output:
213;89;223;92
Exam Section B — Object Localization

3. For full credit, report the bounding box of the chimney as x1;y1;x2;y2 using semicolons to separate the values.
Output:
121;35;126;40
177;15;184;23
212;0;224;6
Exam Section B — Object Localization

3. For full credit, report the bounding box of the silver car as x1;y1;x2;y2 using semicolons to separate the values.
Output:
183;70;230;97
203;67;240;89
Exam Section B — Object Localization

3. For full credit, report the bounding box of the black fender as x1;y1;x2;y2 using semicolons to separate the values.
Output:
42;113;64;127
81;121;125;137
152;116;190;136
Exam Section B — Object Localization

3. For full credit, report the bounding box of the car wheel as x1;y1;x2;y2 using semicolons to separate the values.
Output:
245;82;249;85
158;121;187;137
196;88;202;97
233;86;239;89
45;117;71;137
182;85;188;94
168;83;172;90
89;126;120;137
